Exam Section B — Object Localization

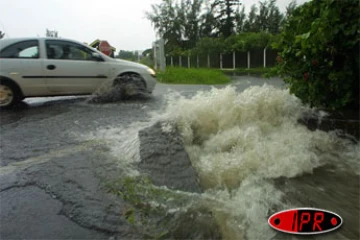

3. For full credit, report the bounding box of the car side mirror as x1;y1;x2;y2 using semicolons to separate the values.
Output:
91;52;104;61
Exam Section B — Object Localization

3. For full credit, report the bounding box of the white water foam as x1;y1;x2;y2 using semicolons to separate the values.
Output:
157;85;358;184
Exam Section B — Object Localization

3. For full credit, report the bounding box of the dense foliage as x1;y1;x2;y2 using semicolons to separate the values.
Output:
274;0;360;110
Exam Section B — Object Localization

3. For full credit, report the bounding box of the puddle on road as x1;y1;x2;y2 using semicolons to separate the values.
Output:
81;85;359;240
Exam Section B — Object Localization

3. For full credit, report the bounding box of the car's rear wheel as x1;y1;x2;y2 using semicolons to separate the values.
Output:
0;82;20;109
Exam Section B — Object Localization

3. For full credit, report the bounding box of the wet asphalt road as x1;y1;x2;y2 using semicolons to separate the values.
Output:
0;76;286;239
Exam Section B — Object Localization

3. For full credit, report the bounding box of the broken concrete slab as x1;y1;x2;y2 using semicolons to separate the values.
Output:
138;121;202;193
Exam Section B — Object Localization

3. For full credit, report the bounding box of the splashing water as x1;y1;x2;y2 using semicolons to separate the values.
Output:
80;122;151;177
82;84;359;239
158;85;358;186
155;84;359;239
87;78;149;103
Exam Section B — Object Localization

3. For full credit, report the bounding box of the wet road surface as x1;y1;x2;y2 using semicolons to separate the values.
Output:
2;76;279;239
0;76;358;240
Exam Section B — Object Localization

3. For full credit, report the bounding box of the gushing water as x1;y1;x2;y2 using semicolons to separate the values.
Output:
159;85;358;184
82;84;359;239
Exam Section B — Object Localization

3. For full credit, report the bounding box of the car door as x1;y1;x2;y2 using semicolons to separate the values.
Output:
0;39;47;96
44;40;110;94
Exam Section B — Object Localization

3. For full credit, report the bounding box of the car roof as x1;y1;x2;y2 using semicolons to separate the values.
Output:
0;37;85;49
0;37;113;60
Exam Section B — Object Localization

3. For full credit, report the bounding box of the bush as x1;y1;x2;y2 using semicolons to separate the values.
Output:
193;37;225;55
156;67;230;85
274;0;360;110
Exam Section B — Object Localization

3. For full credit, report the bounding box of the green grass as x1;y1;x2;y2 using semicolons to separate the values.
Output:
156;67;230;85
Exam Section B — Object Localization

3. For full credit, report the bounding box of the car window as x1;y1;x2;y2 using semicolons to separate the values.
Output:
45;40;96;61
0;40;39;59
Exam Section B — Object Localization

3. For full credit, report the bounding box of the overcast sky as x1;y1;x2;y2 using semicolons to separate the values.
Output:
0;0;308;52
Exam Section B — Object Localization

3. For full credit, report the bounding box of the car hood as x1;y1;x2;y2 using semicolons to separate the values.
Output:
113;58;148;70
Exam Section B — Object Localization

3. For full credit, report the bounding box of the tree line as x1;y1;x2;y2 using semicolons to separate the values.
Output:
116;49;153;61
146;0;297;56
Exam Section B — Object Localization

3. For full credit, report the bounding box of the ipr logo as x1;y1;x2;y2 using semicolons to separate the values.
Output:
268;208;343;235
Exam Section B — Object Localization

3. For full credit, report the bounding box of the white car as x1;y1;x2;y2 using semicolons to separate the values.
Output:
0;37;157;108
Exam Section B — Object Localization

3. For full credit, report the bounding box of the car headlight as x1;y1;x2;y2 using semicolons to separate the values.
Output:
147;68;156;77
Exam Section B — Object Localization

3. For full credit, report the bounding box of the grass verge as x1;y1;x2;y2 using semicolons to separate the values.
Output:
156;67;230;85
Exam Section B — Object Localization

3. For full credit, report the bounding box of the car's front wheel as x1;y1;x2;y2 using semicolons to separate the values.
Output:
114;73;147;97
0;82;20;109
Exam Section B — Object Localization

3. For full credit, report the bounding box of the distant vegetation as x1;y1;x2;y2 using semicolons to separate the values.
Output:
116;49;154;68
146;0;296;56
118;0;296;67
116;50;140;62
147;0;359;111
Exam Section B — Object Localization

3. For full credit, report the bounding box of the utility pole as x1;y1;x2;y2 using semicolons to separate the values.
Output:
159;38;166;71
152;38;166;71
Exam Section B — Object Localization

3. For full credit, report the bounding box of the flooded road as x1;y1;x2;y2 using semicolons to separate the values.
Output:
0;76;358;240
